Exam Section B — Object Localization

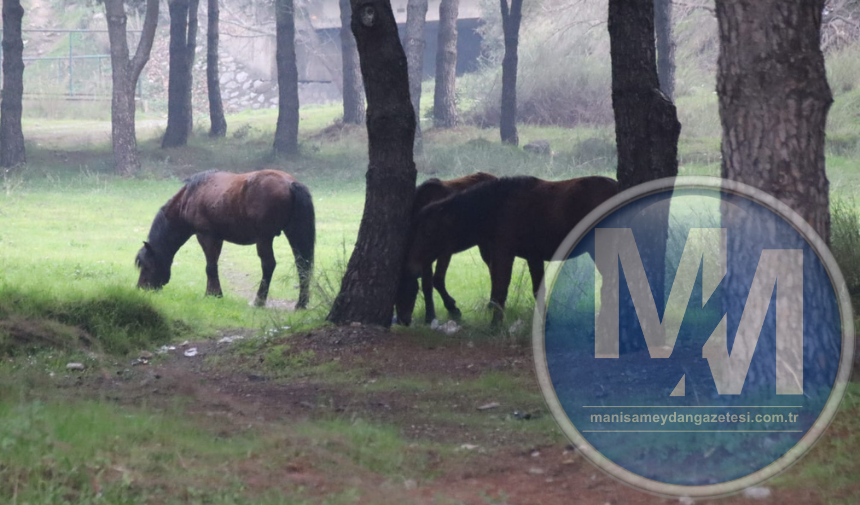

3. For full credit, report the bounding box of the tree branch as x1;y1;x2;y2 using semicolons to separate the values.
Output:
130;0;159;81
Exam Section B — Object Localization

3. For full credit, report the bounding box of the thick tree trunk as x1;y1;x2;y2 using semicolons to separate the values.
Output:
499;0;522;145
327;0;417;327
162;0;194;148
609;0;680;191
716;0;834;394
207;0;226;137
654;0;675;99
274;0;300;156
0;0;25;168
339;0;364;124
405;0;428;152
106;0;159;175
716;0;832;243
433;0;459;128
607;0;681;354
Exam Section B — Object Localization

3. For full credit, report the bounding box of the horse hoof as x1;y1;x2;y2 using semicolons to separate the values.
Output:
449;308;462;321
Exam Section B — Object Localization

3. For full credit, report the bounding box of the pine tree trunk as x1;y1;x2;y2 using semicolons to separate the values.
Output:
607;0;681;353
0;0;25;168
106;0;159;175
609;0;680;191
433;0;459;128
339;0;364;125
654;0;675;99
162;0;193;148
499;0;522;146
274;0;300;156
327;0;417;327
207;0;226;137
185;0;199;136
716;0;834;394
716;0;832;243
405;0;428;152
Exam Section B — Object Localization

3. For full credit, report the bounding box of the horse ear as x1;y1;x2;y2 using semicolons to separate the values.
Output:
143;241;153;252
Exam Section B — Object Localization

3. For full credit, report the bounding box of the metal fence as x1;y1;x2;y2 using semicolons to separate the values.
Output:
0;29;144;101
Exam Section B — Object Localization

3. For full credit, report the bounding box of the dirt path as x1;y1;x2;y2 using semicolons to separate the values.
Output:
62;324;849;505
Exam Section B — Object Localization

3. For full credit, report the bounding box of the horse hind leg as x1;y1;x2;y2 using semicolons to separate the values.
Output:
422;263;437;324
196;234;224;297
254;239;277;307
432;254;461;320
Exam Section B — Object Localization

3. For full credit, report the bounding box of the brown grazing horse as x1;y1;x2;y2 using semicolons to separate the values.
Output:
405;172;498;324
396;175;619;326
135;170;315;308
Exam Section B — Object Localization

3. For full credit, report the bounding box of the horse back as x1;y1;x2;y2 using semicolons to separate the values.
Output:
180;170;299;244
413;172;498;215
500;176;619;260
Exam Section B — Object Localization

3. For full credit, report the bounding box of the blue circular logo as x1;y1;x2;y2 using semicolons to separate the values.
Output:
533;177;854;498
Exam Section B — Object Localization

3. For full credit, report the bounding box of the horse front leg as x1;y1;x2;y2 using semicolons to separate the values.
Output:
255;238;277;307
488;252;515;328
196;234;224;297
528;258;544;299
432;254;461;320
421;263;437;324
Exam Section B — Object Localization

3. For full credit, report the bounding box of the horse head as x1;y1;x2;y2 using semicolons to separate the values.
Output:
135;241;172;290
395;204;453;326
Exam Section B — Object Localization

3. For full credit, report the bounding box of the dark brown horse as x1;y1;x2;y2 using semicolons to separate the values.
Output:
405;172;497;324
396;175;619;326
135;170;315;308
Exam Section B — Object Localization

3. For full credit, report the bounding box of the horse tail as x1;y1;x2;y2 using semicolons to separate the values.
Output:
285;181;316;309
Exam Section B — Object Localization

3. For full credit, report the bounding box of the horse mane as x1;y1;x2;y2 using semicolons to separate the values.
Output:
183;170;217;195
420;176;541;222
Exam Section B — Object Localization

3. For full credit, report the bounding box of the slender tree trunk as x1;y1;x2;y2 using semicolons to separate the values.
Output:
327;0;417;327
499;0;522;145
339;0;364;124
106;0;159;175
207;0;226;137
433;0;459;128
184;0;199;136
0;0;25;168
716;0;832;243
162;0;194;148
405;0;427;152
609;0;680;191
274;0;300;156
654;0;675;99
607;0;681;354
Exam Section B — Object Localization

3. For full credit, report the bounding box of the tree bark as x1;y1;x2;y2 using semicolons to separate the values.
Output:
0;0;25;168
405;0;428;152
607;0;681;354
433;0;459;128
339;0;364;125
327;0;417;327
716;0;832;243
274;0;300;156
207;0;226;137
185;0;199;135
609;0;680;191
162;0;197;148
499;0;522;145
106;0;159;175
716;0;834;395
654;0;675;99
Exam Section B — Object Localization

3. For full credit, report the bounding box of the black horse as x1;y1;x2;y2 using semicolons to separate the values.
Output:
403;172;498;324
135;170;315;308
396;175;619;326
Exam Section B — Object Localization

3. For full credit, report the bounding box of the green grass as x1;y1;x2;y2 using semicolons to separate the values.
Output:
0;395;383;504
